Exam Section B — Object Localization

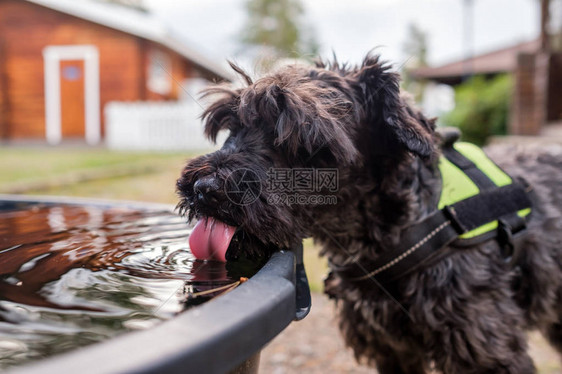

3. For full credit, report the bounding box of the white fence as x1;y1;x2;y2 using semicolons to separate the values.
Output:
105;101;220;151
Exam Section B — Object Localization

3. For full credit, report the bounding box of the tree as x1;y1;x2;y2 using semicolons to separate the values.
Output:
402;23;429;102
403;23;428;68
240;0;318;66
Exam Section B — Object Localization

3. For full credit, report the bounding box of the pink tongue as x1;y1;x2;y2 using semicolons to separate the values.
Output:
189;218;237;262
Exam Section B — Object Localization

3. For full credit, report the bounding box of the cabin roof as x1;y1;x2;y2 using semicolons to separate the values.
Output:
25;0;233;81
411;39;540;85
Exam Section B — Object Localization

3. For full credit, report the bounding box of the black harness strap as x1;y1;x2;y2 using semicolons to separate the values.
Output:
334;150;533;285
338;210;458;283
442;147;496;190
442;146;530;250
446;185;530;233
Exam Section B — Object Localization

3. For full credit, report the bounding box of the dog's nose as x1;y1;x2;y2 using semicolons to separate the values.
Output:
193;177;221;208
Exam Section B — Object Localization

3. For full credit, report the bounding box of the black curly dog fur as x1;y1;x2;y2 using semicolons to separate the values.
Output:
176;54;562;373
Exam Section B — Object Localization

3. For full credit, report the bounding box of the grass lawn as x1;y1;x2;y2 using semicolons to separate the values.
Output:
0;148;186;184
21;156;187;204
0;148;197;201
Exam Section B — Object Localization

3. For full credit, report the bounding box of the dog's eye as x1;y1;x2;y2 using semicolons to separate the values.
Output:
223;134;236;149
223;131;249;151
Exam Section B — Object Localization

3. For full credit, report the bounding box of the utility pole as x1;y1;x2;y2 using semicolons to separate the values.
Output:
463;0;474;81
540;0;551;51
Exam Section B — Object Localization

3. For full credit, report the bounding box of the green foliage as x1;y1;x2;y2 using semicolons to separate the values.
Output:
240;0;318;60
443;74;512;145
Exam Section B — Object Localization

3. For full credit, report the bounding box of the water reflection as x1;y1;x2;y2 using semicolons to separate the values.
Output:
0;202;258;369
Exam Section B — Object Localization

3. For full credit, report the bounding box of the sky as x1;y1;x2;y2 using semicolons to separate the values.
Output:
143;0;540;71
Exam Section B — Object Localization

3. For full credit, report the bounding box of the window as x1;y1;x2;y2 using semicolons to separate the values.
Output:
147;50;172;95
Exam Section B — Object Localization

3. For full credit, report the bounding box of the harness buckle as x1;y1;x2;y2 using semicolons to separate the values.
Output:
497;216;527;264
437;127;461;148
442;205;467;234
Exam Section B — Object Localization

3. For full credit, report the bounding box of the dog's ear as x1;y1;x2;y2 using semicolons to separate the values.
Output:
239;76;359;165
357;55;435;159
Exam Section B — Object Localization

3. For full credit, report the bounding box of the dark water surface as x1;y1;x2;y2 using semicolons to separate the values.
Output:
0;201;260;370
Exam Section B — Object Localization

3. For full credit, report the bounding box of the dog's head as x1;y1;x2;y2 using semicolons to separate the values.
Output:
177;54;436;261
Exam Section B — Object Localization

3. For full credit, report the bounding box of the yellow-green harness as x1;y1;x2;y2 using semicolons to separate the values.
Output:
335;137;533;285
439;142;531;241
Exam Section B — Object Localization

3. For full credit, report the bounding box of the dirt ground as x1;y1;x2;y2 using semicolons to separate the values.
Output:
260;292;561;374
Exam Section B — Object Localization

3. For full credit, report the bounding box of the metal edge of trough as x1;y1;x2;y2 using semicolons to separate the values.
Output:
1;195;298;374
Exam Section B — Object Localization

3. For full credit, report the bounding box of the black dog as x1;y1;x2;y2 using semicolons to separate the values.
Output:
177;55;562;373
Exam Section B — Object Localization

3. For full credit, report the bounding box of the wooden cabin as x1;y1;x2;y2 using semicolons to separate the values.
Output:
0;0;231;145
